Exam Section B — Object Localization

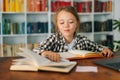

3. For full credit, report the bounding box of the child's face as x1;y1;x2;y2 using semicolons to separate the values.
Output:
57;11;77;38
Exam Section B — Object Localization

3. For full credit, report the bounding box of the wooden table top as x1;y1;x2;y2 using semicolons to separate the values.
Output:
0;56;120;80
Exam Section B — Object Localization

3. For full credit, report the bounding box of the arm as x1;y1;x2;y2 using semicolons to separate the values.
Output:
33;34;61;62
83;37;113;57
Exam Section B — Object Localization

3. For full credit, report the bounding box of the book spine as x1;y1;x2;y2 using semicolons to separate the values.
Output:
15;0;20;12
3;44;7;56
27;0;31;12
10;0;15;12
1;0;5;11
5;0;10;12
10;23;14;34
108;0;112;12
35;0;41;12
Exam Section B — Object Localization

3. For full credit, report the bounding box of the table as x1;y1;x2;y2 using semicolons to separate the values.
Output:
0;57;120;80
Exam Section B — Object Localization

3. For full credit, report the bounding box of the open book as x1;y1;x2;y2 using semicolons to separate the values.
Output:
59;50;104;60
10;48;77;73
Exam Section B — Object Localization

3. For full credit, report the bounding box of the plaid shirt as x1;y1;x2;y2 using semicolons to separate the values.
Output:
34;33;104;54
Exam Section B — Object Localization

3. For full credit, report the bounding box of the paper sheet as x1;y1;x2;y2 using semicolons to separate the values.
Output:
76;66;98;72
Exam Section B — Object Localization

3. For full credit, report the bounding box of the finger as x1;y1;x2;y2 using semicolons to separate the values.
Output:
47;53;54;61
53;54;60;62
107;51;113;57
101;52;108;57
52;53;57;62
56;54;60;62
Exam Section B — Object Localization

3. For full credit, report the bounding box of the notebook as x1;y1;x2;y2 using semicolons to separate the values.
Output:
93;57;120;71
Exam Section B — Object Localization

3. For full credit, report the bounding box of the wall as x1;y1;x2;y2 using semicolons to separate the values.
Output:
113;0;120;41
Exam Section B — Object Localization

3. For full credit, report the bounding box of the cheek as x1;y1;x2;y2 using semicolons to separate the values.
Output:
70;24;77;30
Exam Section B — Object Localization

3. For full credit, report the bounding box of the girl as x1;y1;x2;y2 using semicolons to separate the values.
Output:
34;6;113;62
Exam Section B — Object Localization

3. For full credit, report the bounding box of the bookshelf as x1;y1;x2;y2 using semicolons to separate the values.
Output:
0;0;113;57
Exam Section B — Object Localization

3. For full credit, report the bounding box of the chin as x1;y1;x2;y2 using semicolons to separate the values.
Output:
63;33;72;37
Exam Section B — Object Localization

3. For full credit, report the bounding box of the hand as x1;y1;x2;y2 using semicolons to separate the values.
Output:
100;48;113;57
41;51;61;62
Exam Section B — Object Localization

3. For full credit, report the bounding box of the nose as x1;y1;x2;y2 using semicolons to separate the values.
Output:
64;22;69;28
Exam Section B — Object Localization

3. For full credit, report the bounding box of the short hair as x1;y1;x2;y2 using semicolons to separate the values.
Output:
53;6;80;34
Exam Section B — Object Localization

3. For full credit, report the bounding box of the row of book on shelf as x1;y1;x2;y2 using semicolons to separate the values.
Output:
2;0;25;12
94;0;112;12
27;22;48;34
0;43;39;57
51;19;112;33
3;43;25;57
2;19;49;34
1;19;113;35
75;19;112;32
51;0;92;13
51;0;112;12
27;0;48;12
2;19;25;34
94;19;112;32
1;0;112;13
2;0;48;12
78;19;112;32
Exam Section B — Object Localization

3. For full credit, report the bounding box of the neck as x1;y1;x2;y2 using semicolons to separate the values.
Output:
64;36;74;44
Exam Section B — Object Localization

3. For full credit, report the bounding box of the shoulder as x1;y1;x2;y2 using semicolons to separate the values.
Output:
45;33;60;41
75;34;88;40
39;33;58;44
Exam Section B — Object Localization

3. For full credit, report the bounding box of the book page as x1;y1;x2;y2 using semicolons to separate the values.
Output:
16;48;76;67
59;50;102;60
16;48;52;67
59;52;76;59
59;50;95;58
69;50;96;56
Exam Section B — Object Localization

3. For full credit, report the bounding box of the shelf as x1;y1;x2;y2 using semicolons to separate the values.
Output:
27;12;48;15
94;12;112;15
94;31;113;35
27;33;49;36
0;0;113;57
78;13;93;16
2;12;25;14
2;34;26;37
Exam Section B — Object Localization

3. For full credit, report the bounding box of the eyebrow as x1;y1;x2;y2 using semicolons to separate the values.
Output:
59;19;74;21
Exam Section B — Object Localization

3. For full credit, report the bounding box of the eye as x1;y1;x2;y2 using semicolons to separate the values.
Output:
59;21;64;24
69;21;74;24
